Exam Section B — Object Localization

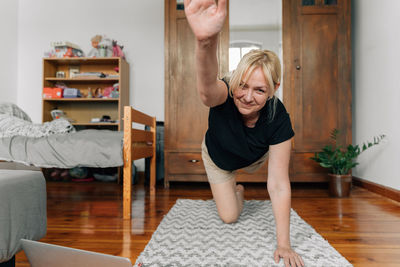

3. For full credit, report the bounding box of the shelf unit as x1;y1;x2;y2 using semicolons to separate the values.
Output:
42;57;129;130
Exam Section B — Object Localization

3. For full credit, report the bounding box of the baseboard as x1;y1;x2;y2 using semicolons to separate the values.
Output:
352;176;400;202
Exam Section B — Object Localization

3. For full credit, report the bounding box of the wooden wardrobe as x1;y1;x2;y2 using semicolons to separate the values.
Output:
283;0;352;181
164;0;351;186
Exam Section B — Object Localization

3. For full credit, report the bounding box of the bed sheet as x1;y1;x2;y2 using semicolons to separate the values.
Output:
0;130;123;168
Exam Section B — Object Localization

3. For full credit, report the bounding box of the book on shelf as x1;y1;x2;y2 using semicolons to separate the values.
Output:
71;72;105;78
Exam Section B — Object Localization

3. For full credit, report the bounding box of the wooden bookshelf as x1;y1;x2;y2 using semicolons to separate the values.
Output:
42;57;129;131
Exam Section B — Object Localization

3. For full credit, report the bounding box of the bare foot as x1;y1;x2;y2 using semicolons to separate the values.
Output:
236;184;244;214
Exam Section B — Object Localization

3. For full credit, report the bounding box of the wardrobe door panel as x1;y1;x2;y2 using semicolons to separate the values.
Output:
283;0;351;181
164;0;228;185
170;17;209;151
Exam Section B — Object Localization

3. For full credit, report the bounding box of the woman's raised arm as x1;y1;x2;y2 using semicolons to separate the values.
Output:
184;0;228;107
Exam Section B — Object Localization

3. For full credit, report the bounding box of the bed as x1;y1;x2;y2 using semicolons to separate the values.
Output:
0;170;47;265
0;104;156;220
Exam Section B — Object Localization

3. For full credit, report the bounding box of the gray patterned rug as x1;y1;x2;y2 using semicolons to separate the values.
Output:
134;199;352;267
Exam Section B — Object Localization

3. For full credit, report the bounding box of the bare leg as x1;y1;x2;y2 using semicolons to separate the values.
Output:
236;184;244;215
209;178;245;224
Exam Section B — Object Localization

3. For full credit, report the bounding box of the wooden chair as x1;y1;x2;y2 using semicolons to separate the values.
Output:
123;106;156;220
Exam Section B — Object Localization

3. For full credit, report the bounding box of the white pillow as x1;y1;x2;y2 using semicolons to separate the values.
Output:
0;102;32;122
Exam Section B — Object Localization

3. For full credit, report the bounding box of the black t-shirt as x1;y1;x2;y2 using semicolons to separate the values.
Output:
205;81;295;171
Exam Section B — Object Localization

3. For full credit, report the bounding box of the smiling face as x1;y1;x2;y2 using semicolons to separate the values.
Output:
233;67;271;119
228;50;282;124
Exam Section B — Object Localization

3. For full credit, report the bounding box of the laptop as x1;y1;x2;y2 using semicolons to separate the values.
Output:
21;239;133;267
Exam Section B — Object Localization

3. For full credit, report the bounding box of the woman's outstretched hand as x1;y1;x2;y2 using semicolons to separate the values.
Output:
274;246;305;267
184;0;227;41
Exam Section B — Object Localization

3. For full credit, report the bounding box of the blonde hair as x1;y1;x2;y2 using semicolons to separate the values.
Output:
91;35;102;43
226;49;281;122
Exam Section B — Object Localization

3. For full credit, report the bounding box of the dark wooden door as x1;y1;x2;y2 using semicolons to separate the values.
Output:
283;0;352;181
164;0;229;186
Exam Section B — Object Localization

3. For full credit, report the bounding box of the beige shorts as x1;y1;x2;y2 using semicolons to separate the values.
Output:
201;139;269;184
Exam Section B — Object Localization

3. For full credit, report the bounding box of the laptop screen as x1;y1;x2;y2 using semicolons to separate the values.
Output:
21;239;133;267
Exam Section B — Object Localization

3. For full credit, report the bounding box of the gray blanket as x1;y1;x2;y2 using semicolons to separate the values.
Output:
0;170;47;262
0;114;75;138
0;130;123;168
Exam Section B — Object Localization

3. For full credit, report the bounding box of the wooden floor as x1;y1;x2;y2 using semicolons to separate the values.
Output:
16;178;400;267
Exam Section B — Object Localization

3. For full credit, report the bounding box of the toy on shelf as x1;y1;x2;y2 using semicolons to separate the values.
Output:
111;83;119;98
112;40;125;59
88;35;101;57
47;41;84;58
50;109;66;120
87;87;93;98
94;88;103;98
50;108;74;123
88;35;113;57
102;86;113;98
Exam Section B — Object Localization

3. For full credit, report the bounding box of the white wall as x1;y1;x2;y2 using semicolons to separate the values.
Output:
0;0;18;103
15;0;164;171
16;0;164;122
352;0;400;190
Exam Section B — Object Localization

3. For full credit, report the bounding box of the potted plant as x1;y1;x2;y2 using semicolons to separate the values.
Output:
310;129;386;197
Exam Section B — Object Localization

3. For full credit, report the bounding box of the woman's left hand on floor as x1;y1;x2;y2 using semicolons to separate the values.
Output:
274;245;305;267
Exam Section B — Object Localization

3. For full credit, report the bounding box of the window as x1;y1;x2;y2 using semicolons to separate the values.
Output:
229;41;262;71
302;0;315;6
177;0;184;10
324;0;337;5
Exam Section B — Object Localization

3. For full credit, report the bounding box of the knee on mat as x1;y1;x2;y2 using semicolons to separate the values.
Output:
219;213;239;224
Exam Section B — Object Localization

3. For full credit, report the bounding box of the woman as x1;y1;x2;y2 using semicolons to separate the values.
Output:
184;0;304;266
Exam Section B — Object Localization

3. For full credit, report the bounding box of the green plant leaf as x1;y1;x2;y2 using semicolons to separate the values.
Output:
308;129;386;174
362;144;367;150
320;162;332;168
